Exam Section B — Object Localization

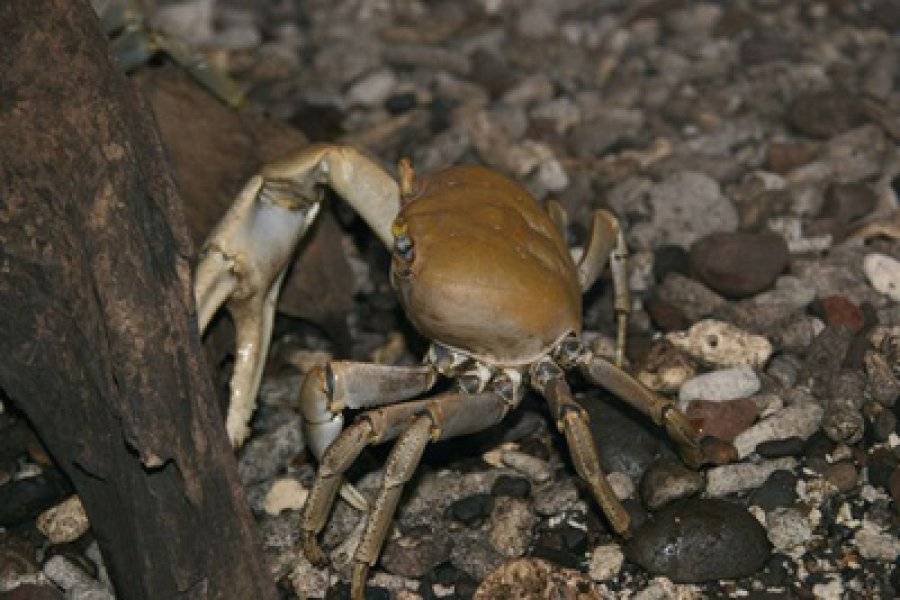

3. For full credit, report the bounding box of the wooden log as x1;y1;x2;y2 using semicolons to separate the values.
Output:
0;2;278;599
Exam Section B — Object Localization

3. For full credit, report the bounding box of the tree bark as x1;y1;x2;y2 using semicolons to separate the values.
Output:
0;2;278;599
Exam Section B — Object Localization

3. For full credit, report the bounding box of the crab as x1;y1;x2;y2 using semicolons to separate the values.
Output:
194;144;703;599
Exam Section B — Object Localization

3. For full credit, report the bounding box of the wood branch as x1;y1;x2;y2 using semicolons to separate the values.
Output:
0;2;278;599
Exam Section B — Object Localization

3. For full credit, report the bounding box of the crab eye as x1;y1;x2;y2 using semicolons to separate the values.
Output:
394;233;415;262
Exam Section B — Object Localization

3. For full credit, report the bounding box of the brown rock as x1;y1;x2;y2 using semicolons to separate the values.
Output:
474;557;601;600
136;67;355;345
824;461;858;493
788;90;869;139
817;296;865;333
646;295;691;332
689;232;789;298
766;141;819;174
686;397;760;442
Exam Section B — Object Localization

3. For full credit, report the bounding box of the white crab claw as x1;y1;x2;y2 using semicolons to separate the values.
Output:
194;175;321;447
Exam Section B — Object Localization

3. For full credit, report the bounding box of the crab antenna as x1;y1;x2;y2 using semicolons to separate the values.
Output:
398;158;417;204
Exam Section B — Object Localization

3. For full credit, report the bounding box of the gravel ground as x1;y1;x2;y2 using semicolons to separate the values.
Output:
2;0;900;599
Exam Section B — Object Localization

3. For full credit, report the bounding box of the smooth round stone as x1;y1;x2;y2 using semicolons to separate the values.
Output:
625;499;771;582
689;232;789;298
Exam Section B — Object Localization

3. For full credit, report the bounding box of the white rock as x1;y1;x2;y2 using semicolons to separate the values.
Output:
263;478;308;516
677;365;761;410
733;404;824;459
37;495;90;544
812;579;844;600
588;544;624;582
43;555;95;591
766;507;813;551
501;449;551;482
667;320;773;369
347;69;398;106
853;521;900;561
707;457;797;497
489;497;536;557
288;556;330;599
864;253;900;302
606;471;635;500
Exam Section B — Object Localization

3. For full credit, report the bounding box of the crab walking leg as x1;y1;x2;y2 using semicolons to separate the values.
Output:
195;175;322;446
299;362;437;510
350;390;515;600
576;353;702;469
299;391;512;569
530;360;630;535
575;210;630;365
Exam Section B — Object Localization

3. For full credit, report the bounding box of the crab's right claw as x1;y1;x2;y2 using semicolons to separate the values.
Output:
194;175;322;447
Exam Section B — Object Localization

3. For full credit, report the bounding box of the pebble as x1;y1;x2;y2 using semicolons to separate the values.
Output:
588;544;624;582
381;530;452;579
706;457;798;497
490;475;530;499
767;141;820;174
864;253;900;302
487;497;536;557
816;295;865;332
473;558;600;600
636;342;697;394
765;507;813;552
685;397;759;442
749;470;799;511
625;499;771;582
654;274;726;323
853;520;900;561
607;471;635;500
823;461;858;493
629;171;738;250
500;449;551;482
237;415;304;486
677;365;761;410
42;555;111;598
787;90;868;139
347;70;399;107
639;458;704;510
667;320;773;369
447;493;494;526
36;496;90;545
262;478;307;516
288;556;330;599
0;468;73;526
865;351;900;407
450;531;505;582
733;404;824;459
689;232;790;298
533;479;579;517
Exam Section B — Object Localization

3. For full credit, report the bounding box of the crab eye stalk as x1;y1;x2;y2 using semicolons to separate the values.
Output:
394;233;414;261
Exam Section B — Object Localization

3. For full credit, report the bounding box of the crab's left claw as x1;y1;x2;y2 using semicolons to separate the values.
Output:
195;175;322;446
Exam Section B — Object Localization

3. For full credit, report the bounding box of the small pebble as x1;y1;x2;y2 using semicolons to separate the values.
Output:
447;493;494;526
347;70;399;107
685;397;759;442
488;497;536;557
639;458;704;509
490;475;530;499
607;471;635;500
677;365;761;409
501;449;551;482
853;521;900;561
824;461;858;493
36;496;90;545
262;478;307;516
706;457;798;497
588;544;624;582
749;470;799;511
765;507;813;552
733;404;824;459
864;253;900;302
689;232;789;298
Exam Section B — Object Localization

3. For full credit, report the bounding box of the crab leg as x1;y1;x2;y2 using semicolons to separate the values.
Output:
298;361;437;509
194;146;401;447
575;210;630;366
530;359;630;535
575;352;702;469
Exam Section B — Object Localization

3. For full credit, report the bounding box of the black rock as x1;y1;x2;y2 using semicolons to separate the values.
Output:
756;437;805;458
653;245;691;283
491;475;531;499
384;92;417;115
0;468;73;526
749;470;798;511
447;493;494;526
625;499;771;582
787;90;869;139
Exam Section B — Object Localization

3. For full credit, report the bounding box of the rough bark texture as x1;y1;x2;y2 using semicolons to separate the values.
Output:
0;3;278;599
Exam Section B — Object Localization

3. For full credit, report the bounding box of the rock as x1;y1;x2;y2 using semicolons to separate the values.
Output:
488;498;536;557
865;351;900;407
491;475;531;499
853;521;900;561
787;90;869;139
767;141;819;174
749;470;799;511
864;253;900;302
588;544;624;582
639;458;704;510
262;478;307;516
677;366;761;409
765;507;813;552
756;437;805;458
448;493;494;526
636;342;697;393
533;478;579;517
733;404;824;459
826;125;887;184
815;295;865;332
2;584;64;600
500;449;551;482
706;457;798;497
607;471;636;500
667;320;773;369
36;496;89;545
689;232;789;299
629;171;739;250
822;406;865;445
42;555;104;594
451;531;506;581
381;529;452;579
824;461;858;493
474;558;601;600
625;499;771;582
578;392;678;481
654;274;727;323
685;397;759;442
238;415;305;486
347;69;399;107
645;295;691;332
287;556;330;599
0;468;73;526
653;245;691;282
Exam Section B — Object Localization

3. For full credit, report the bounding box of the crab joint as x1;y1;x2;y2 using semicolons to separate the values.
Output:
398;158;417;202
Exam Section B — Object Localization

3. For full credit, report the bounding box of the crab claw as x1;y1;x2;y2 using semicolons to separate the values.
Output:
195;175;321;446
